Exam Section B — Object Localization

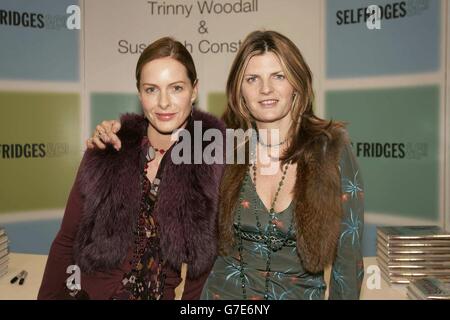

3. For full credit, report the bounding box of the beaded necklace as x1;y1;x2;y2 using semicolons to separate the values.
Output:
236;160;294;300
258;138;287;148
146;145;166;162
255;126;287;148
114;159;165;300
113;139;167;300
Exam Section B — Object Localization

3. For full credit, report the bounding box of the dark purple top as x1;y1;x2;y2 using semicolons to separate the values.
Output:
38;158;210;300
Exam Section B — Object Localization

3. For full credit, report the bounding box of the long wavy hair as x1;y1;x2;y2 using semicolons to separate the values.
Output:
223;30;344;164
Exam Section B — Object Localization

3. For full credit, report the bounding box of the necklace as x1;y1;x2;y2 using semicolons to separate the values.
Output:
146;145;166;162
236;161;294;300
250;161;290;217
258;138;287;148
256;129;287;148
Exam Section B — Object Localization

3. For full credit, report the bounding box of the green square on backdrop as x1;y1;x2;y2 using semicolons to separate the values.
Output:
0;91;81;213
90;92;141;133
325;85;440;220
207;92;227;119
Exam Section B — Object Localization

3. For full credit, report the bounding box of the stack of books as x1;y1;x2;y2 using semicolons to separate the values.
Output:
377;226;450;285
407;278;450;300
0;226;9;278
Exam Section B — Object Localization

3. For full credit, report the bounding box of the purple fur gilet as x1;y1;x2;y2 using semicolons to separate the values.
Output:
73;109;225;278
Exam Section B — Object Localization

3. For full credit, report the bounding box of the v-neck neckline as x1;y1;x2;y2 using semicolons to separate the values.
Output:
246;173;294;215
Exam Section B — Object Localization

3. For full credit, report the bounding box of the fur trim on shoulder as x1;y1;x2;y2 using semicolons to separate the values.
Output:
294;126;349;273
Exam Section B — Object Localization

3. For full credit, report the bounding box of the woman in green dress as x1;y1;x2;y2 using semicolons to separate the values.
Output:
88;30;364;300
201;30;364;300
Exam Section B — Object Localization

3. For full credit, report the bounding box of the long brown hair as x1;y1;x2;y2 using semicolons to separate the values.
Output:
135;37;197;90
223;30;344;164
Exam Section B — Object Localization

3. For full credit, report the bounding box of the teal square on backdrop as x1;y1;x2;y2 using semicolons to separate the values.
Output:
325;85;440;220
90;92;141;133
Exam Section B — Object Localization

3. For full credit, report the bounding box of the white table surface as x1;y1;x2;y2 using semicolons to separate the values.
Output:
0;253;407;300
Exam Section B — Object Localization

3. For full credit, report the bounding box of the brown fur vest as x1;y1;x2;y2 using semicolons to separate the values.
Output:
218;126;349;273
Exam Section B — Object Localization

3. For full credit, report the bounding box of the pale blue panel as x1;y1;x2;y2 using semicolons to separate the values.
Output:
0;0;79;81
2;219;62;255
326;0;440;77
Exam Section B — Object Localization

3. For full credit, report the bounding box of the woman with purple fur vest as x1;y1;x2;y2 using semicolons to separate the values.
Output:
38;37;225;300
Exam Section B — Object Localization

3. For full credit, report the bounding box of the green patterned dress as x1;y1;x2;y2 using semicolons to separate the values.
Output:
201;144;364;300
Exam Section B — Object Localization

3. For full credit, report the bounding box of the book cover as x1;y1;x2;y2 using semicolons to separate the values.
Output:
0;259;7;273
377;226;450;240
0;247;9;259
380;269;412;284
408;278;450;300
0;241;9;253
378;238;450;252
380;263;450;277
0;254;9;266
377;252;450;268
0;234;7;246
407;288;424;300
377;251;450;262
377;243;450;256
377;233;450;246
0;268;7;279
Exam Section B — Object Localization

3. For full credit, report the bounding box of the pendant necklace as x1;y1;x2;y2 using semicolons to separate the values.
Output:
146;145;166;162
236;160;294;300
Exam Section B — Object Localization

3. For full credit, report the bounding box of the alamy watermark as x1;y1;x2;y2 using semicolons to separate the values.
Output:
66;264;81;292
66;5;81;30
366;264;382;290
167;121;285;175
366;5;381;30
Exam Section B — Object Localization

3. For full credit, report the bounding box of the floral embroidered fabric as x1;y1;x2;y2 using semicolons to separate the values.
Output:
112;141;166;300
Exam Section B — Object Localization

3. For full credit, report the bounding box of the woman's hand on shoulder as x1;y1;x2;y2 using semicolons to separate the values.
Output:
86;120;122;151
